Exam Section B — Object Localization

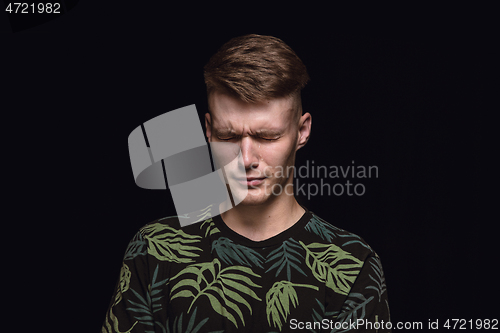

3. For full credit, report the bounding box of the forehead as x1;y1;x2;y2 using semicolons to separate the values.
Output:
208;91;296;132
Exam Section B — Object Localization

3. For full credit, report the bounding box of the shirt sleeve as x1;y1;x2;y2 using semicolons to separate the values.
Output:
101;231;159;333
326;254;391;333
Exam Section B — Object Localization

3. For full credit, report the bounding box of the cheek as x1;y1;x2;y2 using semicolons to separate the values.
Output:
260;141;296;172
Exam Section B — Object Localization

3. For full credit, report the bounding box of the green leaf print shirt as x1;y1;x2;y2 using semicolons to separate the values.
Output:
102;205;391;333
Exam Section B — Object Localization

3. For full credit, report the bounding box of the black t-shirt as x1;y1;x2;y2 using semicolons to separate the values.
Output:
102;205;391;332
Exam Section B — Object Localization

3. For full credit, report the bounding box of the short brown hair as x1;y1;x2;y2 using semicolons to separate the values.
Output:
204;34;309;105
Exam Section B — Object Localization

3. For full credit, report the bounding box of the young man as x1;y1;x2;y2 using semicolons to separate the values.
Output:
102;34;391;332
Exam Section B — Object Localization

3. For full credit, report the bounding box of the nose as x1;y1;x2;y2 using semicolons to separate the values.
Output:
240;137;260;171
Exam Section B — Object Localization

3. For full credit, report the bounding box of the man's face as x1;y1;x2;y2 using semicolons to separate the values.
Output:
205;91;311;206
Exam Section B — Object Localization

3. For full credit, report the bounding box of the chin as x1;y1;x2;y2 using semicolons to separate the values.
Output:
238;199;266;206
236;189;274;206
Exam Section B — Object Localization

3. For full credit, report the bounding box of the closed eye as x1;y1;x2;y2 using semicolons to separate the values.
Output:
216;136;279;141
259;136;280;141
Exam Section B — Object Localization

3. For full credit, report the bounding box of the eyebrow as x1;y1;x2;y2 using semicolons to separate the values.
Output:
213;128;283;137
213;128;238;137
254;129;283;137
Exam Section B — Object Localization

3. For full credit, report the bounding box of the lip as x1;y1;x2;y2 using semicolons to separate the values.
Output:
236;177;266;186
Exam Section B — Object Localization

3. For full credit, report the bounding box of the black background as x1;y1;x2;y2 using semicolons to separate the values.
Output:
2;3;493;332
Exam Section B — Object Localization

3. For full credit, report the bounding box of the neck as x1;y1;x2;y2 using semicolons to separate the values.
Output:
219;194;305;242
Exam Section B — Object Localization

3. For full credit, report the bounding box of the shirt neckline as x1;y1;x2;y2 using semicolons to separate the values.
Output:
212;205;312;248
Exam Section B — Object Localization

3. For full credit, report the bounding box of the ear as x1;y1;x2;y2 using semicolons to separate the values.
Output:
296;112;312;151
205;112;212;143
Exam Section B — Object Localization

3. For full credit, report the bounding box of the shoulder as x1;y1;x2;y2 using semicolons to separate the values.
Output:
305;211;378;261
139;214;182;232
136;209;221;244
128;215;217;264
138;214;209;238
138;205;217;237
122;216;188;261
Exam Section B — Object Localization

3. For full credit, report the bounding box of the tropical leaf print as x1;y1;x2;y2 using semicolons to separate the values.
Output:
307;214;372;251
265;238;307;280
200;218;220;237
140;223;202;263
266;281;319;331
176;205;213;226
194;204;213;222
335;292;374;331
123;232;147;261
125;288;154;327
165;306;224;333
166;307;209;333
169;258;262;329
311;298;339;323
340;239;372;250
125;264;168;328
101;307;138;333
300;241;363;296
149;264;170;314
305;216;338;242
212;237;264;268
114;263;131;306
365;256;386;302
